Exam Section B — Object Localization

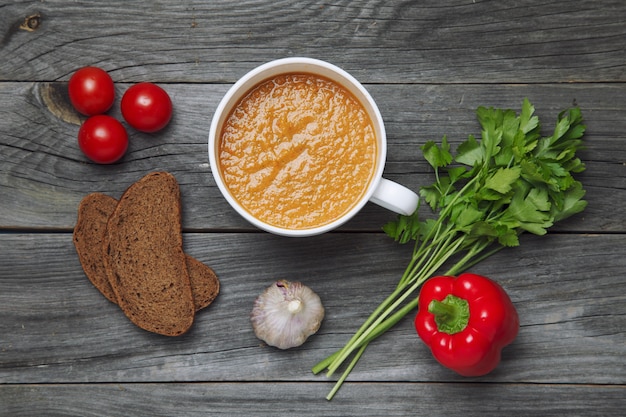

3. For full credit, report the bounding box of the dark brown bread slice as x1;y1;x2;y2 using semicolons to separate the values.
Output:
103;172;195;336
73;193;119;303
184;256;220;311
73;193;220;311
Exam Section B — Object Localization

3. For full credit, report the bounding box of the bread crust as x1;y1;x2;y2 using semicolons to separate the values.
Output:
74;192;220;312
185;256;220;311
73;193;119;303
103;172;195;336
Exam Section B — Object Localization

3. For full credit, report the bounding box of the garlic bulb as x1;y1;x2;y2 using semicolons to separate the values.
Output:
251;280;325;349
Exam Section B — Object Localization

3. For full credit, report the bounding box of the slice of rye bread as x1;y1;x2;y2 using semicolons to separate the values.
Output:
73;192;219;310
73;193;119;303
184;256;220;311
102;172;196;336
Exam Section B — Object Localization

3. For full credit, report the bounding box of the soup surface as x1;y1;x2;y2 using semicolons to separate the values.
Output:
218;73;377;230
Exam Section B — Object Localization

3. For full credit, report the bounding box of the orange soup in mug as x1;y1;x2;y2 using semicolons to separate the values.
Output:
218;73;378;230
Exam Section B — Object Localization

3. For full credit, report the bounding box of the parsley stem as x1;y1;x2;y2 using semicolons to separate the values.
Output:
314;100;587;401
325;342;368;401
323;284;407;377
324;234;466;378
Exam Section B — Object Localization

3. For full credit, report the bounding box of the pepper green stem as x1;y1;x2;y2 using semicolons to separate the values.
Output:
428;294;470;334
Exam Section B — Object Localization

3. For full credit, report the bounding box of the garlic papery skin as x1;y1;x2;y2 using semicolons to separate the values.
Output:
251;280;325;350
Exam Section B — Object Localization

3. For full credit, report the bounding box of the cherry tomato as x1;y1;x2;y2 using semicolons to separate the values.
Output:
68;67;115;116
121;82;173;133
78;115;128;164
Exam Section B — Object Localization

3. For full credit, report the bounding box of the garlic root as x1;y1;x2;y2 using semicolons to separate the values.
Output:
251;280;325;349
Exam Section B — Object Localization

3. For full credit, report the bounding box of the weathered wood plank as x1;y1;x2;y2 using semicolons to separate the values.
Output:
1;382;624;417
1;82;623;231
1;0;624;413
1;233;624;384
1;0;625;83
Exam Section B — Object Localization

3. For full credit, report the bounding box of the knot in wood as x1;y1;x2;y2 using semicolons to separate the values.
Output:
20;13;42;32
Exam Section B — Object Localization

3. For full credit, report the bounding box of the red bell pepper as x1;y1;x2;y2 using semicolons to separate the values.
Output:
414;273;519;376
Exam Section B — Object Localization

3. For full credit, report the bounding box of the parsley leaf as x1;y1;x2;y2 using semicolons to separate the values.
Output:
315;99;587;400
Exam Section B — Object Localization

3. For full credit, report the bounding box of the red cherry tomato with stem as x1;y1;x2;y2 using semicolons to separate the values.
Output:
78;115;128;164
121;82;173;133
68;67;115;116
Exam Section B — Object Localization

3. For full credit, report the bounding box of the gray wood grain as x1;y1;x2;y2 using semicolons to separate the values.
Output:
1;233;624;384
1;0;625;84
1;82;623;231
1;0;624;414
2;382;625;417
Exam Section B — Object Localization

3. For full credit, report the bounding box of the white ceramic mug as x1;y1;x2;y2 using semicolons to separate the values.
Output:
208;57;418;237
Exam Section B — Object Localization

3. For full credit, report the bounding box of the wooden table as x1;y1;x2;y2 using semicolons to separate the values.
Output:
1;1;625;415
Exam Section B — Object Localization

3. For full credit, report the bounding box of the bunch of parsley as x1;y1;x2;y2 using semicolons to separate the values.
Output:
313;98;587;400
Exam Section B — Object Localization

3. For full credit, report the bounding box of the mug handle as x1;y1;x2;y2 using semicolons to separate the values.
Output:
369;177;419;216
